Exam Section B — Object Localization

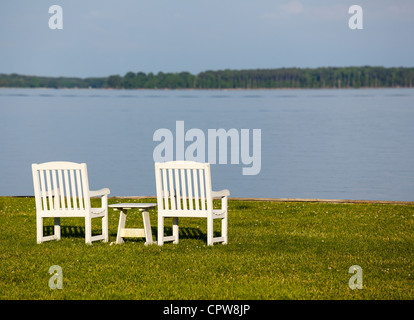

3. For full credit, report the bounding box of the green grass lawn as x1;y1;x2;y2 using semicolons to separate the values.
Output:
0;197;413;300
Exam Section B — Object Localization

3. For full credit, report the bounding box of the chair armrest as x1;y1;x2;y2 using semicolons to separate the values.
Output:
90;188;110;197
212;189;230;199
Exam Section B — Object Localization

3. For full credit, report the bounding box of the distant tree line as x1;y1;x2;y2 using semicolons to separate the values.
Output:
0;74;107;89
1;66;413;89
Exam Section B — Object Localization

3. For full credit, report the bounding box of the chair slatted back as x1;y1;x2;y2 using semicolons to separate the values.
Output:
32;162;91;213
155;161;213;214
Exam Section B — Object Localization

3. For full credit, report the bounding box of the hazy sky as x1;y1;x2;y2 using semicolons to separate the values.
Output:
1;0;413;77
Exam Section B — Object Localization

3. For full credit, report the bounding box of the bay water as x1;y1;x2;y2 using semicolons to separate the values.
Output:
1;87;413;201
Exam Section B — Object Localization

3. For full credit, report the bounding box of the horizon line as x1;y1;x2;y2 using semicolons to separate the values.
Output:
2;65;414;80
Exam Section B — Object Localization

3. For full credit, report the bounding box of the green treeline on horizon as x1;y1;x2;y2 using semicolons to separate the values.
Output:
1;66;414;89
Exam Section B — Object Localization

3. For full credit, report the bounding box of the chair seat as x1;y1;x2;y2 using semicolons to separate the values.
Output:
91;207;106;216
212;209;226;217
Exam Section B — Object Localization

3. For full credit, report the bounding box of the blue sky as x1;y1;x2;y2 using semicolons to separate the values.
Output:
1;0;413;77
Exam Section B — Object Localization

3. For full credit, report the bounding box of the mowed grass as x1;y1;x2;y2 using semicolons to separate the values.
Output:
0;197;413;300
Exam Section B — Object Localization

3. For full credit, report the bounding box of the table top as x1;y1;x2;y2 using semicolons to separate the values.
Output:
109;203;157;210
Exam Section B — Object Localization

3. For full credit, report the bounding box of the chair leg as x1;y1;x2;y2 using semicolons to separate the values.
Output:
221;196;228;244
207;216;213;246
222;216;228;244
54;218;61;240
85;217;92;245
102;212;109;243
102;195;109;242
158;215;164;246
173;217;179;244
37;215;43;244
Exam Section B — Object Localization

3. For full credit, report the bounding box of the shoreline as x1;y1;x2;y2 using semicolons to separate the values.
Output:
1;87;413;91
112;196;414;205
4;195;413;205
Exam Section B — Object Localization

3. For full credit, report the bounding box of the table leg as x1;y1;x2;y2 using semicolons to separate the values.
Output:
142;210;153;245
116;209;127;244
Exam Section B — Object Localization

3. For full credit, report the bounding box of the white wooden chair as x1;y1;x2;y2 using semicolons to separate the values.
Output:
32;161;110;244
155;161;229;246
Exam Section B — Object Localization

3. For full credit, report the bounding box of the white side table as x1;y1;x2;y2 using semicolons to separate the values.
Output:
109;203;157;245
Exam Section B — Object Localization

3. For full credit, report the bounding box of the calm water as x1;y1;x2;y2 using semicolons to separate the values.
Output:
1;87;414;201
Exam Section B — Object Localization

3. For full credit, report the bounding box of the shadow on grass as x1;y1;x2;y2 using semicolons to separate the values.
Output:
44;225;85;238
44;225;219;243
231;202;254;210
155;226;213;242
